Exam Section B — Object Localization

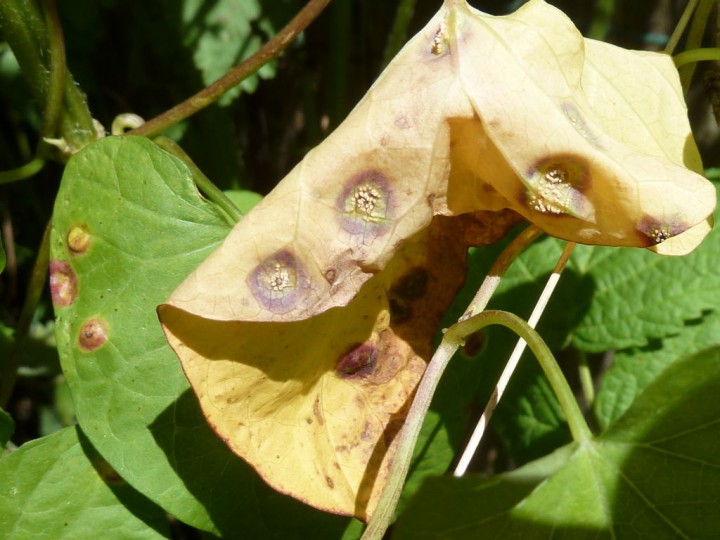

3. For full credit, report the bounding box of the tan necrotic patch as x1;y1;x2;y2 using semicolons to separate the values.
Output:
248;250;309;314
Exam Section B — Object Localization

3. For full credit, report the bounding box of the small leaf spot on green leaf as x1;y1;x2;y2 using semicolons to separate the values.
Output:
78;318;108;351
337;170;393;237
248;249;309;313
67;224;92;255
335;342;378;380
49;260;77;308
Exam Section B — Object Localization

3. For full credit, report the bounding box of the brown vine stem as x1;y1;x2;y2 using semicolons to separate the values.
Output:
127;0;331;138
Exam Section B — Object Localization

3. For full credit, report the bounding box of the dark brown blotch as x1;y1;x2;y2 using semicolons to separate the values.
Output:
389;268;429;324
461;330;487;358
335;343;378;380
393;268;428;299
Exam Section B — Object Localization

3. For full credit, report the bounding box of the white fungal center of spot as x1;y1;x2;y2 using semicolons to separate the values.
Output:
353;184;381;215
649;227;670;243
431;22;449;55
528;167;571;215
266;263;292;292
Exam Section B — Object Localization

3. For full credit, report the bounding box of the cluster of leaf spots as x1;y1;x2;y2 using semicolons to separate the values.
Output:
163;0;714;527
50;224;109;352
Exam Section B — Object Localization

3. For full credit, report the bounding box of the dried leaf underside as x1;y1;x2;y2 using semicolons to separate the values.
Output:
159;0;715;520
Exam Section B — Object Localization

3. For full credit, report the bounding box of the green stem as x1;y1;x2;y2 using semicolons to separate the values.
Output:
674;47;720;68
153;137;242;225
362;309;590;540
382;0;418;68
0;0;66;181
450;311;591;444
665;0;700;54
0;157;45;185
326;0;350;127
577;351;595;408
0;220;51;408
586;0;615;41
0;0;96;155
128;0;331;138
40;0;66;142
677;1;718;93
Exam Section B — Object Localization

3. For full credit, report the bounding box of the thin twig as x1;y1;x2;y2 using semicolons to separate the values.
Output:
665;0;700;54
453;241;576;477
128;0;331;138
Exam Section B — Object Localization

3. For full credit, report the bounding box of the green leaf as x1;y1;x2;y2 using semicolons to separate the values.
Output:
0;407;13;448
50;136;355;538
16;320;61;378
0;426;170;539
182;0;277;105
224;188;263;215
395;346;720;539
452;193;720;463
571;239;720;352
595;310;720;430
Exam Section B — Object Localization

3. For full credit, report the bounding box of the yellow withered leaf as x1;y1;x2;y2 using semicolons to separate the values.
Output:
159;0;715;521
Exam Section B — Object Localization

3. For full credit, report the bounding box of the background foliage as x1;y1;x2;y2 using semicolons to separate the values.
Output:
1;1;719;538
